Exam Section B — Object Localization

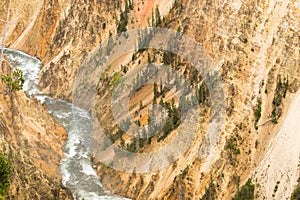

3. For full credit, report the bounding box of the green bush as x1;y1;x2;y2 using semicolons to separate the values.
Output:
0;154;13;199
1;68;25;94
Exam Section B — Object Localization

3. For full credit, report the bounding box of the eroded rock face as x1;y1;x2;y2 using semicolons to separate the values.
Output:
0;0;299;199
0;0;116;198
90;0;299;199
0;0;73;192
0;82;72;199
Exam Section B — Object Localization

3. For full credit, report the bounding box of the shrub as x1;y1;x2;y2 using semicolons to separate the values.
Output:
0;154;13;199
1;68;25;94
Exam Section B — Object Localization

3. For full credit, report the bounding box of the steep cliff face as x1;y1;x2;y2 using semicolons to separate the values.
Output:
158;0;299;199
0;63;71;199
38;0;120;100
0;0;299;199
0;1;72;198
1;0;118;100
89;0;299;199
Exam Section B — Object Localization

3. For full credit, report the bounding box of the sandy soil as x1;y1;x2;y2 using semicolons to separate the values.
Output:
253;92;300;199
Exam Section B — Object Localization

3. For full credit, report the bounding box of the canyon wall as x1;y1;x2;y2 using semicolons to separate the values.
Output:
0;0;299;199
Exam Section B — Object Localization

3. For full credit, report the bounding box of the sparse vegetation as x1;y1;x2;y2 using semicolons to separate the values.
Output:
109;72;122;87
154;5;162;26
273;181;279;194
157;99;181;142
225;133;241;165
128;0;134;10
107;128;124;144
254;99;262;129
200;177;217;200
255;140;259;149
180;166;189;179
1;68;25;94
117;1;130;33
232;179;255;200
291;185;300;200
271;76;289;123
0;154;13;199
101;48;212;153
197;81;210;105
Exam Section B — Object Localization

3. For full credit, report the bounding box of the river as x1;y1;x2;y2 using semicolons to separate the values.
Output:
4;48;129;200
